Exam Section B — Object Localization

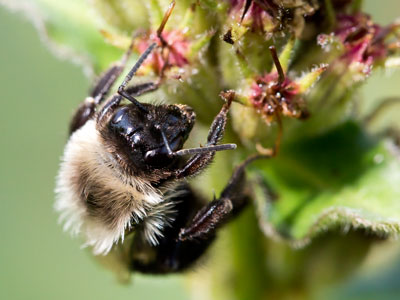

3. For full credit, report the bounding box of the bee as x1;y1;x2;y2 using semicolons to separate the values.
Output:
55;38;260;273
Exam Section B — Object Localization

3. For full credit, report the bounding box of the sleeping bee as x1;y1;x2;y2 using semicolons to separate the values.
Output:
55;38;258;274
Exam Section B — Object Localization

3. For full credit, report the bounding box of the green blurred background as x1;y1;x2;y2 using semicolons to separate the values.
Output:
1;1;400;299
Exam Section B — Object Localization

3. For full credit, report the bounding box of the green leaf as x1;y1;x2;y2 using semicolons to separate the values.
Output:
253;121;400;245
1;0;123;75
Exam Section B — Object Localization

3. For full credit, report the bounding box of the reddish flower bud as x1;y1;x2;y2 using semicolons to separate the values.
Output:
249;72;307;124
135;30;190;75
318;13;399;78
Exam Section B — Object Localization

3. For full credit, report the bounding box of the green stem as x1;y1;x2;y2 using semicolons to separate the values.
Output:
229;205;270;300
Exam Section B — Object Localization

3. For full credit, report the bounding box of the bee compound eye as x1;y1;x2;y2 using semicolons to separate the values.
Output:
109;107;143;137
111;107;128;124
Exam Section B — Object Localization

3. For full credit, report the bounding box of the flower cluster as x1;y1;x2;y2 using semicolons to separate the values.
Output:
234;42;327;126
249;72;306;124
101;2;213;80
318;13;400;81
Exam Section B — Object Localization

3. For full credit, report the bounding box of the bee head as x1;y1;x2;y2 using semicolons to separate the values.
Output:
104;103;196;173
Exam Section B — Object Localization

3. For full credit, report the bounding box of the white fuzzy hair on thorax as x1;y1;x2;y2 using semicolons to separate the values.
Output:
55;120;173;255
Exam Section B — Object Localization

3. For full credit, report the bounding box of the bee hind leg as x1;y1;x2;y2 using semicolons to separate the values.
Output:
179;155;264;241
131;155;266;273
130;184;215;274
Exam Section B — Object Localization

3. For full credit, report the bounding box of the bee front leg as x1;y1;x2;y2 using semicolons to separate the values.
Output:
179;155;263;241
69;37;136;134
174;91;234;179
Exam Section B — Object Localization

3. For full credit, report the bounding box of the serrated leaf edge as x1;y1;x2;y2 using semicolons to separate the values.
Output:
255;200;400;249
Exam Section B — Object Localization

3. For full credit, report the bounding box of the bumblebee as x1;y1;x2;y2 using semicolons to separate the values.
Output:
55;40;257;274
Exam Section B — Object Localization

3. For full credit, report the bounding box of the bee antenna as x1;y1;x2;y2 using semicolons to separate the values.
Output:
269;45;285;86
174;144;237;156
118;43;157;113
159;128;236;157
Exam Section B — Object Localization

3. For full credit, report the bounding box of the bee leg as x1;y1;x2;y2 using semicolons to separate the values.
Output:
95;81;160;129
96;43;162;130
132;236;215;274
131;184;215;273
69;96;98;135
124;81;159;97
132;155;263;273
95;94;124;129
117;43;157;112
174;91;234;179
69;38;135;134
178;155;263;241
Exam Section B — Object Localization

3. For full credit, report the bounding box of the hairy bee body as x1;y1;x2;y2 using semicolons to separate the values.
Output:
56;119;175;255
54;39;251;274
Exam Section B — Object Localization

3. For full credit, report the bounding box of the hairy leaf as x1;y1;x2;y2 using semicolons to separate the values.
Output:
253;121;400;245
